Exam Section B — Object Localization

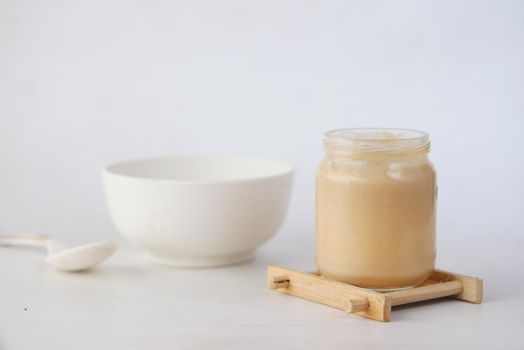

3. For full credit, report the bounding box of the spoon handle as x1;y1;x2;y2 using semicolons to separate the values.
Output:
0;235;49;247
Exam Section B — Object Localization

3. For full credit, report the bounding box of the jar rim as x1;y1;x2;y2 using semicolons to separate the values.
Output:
324;128;430;154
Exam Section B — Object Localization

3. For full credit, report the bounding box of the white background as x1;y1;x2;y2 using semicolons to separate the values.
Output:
1;0;523;349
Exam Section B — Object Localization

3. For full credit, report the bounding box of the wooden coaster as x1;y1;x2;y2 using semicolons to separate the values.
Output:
267;265;483;322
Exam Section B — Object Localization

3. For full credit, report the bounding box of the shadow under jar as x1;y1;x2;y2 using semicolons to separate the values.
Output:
316;128;437;291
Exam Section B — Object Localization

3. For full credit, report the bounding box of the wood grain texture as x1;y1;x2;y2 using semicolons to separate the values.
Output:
267;265;483;322
386;280;463;306
431;270;483;304
267;265;391;321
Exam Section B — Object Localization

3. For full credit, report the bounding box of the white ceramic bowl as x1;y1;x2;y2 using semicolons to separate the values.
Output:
102;156;294;267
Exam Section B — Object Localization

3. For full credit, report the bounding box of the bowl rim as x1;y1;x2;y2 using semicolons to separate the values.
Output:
102;155;294;185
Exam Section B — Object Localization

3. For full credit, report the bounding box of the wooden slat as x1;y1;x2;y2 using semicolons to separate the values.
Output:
386;280;463;306
431;270;483;304
267;265;391;321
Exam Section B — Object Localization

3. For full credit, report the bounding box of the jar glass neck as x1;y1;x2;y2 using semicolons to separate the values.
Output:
324;128;430;159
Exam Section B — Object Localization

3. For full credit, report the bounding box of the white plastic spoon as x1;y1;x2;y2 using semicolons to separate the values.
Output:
0;235;117;272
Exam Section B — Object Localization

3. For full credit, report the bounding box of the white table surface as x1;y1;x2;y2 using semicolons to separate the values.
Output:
1;232;523;350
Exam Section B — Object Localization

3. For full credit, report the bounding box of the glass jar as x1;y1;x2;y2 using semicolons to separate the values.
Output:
316;128;436;291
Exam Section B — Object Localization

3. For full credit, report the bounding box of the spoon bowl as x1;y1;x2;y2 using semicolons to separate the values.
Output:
0;235;118;272
46;241;118;272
